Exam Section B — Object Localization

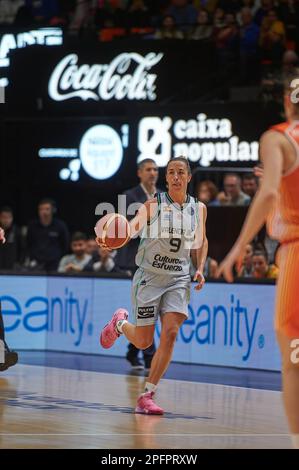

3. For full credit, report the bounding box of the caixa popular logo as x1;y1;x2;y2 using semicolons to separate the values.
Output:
1;289;90;347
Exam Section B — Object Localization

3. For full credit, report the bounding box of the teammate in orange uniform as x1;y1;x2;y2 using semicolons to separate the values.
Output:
217;72;299;449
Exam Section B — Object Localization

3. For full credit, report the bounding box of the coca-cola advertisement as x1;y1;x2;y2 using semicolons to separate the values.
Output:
5;40;214;115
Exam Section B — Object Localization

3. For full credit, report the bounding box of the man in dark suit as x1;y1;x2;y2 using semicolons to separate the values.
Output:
117;159;161;371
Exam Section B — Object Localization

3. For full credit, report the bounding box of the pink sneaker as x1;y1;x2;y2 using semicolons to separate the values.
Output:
135;392;164;415
100;308;128;349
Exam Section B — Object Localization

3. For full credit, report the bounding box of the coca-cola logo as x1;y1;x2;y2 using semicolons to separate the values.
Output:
48;52;163;102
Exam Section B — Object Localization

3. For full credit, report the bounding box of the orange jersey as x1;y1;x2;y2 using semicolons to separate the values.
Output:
266;121;299;244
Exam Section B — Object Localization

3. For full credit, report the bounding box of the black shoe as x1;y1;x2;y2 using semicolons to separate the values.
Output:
126;353;144;370
0;350;18;372
144;358;153;372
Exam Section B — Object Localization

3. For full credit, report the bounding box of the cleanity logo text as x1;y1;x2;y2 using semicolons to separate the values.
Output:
1;289;89;346
179;294;262;361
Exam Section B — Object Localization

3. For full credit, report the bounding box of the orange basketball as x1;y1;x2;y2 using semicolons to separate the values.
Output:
94;213;130;249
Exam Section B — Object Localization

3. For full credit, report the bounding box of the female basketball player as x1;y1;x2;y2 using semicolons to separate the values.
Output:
98;157;208;414
217;73;299;448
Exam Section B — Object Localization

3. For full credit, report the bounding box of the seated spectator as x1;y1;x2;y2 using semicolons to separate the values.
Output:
84;246;127;274
196;180;220;206
236;242;254;277
154;14;184;39
188;9;213;40
214;12;240;76
260;8;286;66
25;0;59;24
251;250;278;279
254;0;274;26
242;173;259;199
190;251;218;278
218;173;251;206
278;0;299;43
0;206;23;269
0;0;24;25
26;198;69;271
213;6;225;29
239;7;260;83
127;0;150;28
58;232;91;273
86;236;98;258
166;0;198;33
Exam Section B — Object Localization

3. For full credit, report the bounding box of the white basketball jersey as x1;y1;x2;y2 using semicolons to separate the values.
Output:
135;192;202;276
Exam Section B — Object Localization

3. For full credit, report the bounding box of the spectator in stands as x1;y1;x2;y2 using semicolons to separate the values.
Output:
212;6;225;29
0;0;24;24
218;0;242;14
236;242;254;277
214;12;240;77
254;0;274;26
154;14;184;39
86;236;99;258
116;158;159;371
251;250;278;279
26;198;69;271
127;0;150;28
191;251;218;278
237;0;259;19
25;0;59;24
58;231;91;273
0;206;22;269
218;173;251;206
239;7;260;83
260;8;286;66
278;0;299;43
166;0;198;33
84;246;128;274
196;180;220;206
242;173;259;199
188;8;213;40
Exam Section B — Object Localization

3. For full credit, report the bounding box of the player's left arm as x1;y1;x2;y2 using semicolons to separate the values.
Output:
217;130;283;282
193;203;208;291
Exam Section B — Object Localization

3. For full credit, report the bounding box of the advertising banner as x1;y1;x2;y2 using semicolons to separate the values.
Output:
0;275;280;371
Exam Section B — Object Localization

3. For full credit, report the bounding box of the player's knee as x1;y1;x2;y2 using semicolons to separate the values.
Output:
163;326;179;345
137;338;153;350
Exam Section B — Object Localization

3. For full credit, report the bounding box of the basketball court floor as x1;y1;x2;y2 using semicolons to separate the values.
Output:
0;352;291;449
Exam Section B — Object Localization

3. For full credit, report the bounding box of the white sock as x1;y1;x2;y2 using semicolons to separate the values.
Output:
116;319;128;334
144;382;157;394
291;434;299;449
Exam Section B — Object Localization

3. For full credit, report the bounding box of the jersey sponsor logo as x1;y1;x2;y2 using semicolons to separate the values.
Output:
137;306;155;319
152;253;183;272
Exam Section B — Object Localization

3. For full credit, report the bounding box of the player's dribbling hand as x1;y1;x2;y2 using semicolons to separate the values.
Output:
0;227;6;244
193;270;205;291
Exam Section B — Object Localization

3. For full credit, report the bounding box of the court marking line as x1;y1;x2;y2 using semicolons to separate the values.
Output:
11;364;281;394
0;433;291;437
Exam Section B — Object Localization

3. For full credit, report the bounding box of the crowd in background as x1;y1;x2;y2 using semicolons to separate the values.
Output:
0;1;298;89
0;168;279;281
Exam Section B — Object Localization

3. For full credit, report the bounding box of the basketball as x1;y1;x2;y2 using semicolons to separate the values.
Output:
94;213;131;249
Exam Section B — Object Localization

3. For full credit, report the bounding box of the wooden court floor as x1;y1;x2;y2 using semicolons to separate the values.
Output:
0;364;291;449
